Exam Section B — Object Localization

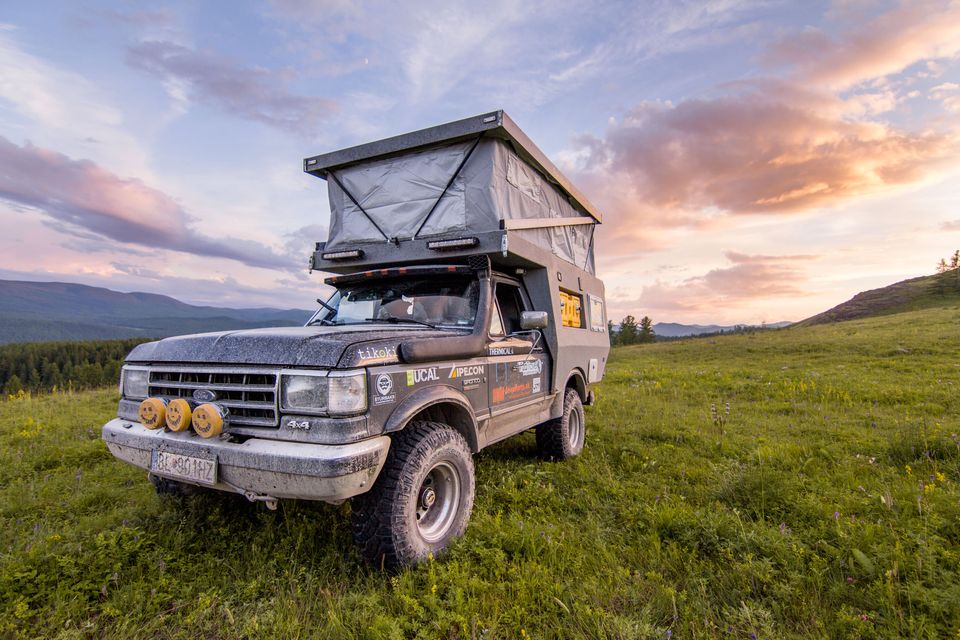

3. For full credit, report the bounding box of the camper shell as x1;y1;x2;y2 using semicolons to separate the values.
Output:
102;111;610;568
305;110;609;397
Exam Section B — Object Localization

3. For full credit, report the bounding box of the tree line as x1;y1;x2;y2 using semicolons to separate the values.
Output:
0;338;150;396
607;315;655;346
932;249;960;295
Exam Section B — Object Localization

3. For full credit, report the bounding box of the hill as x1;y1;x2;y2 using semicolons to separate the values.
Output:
0;280;311;344
801;270;960;325
1;298;957;637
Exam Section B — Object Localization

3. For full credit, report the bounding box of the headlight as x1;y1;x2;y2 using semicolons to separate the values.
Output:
121;366;149;399
327;371;368;416
280;370;367;416
281;372;328;415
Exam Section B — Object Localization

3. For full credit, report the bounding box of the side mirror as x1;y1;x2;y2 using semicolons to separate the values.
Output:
519;311;548;331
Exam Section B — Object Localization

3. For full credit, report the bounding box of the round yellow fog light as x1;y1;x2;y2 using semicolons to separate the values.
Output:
138;398;168;430
166;398;193;432
193;403;226;438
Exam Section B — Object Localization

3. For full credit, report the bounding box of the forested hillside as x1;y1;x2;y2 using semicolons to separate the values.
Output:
0;339;149;394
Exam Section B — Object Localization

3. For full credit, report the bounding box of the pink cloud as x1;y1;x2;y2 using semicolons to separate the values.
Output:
612;252;816;315
0;136;296;270
765;0;960;88
574;79;958;252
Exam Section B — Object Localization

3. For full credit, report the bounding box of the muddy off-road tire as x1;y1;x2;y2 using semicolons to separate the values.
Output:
351;421;475;569
536;388;586;461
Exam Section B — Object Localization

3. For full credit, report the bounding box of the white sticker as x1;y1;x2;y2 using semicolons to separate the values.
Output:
532;377;541;393
376;373;393;396
517;360;542;376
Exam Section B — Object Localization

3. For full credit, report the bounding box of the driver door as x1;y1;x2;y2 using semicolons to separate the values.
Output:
486;280;551;443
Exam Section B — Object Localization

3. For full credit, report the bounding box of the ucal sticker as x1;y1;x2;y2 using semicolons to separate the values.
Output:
406;367;439;386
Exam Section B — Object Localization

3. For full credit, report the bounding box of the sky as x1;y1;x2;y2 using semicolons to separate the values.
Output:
1;0;958;324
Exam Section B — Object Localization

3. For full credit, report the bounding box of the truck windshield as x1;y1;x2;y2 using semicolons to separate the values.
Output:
311;276;479;329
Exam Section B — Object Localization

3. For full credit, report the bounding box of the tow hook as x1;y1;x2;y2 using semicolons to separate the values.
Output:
243;491;279;510
220;477;279;510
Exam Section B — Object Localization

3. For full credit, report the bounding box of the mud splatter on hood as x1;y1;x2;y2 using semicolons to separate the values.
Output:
124;325;462;368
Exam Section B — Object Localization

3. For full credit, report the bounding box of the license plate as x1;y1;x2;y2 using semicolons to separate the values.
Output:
151;450;217;486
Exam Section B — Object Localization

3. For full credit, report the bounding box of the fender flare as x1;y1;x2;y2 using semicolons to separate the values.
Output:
550;368;587;418
384;385;480;452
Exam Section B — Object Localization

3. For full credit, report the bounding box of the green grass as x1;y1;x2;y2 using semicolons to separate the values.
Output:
1;305;959;639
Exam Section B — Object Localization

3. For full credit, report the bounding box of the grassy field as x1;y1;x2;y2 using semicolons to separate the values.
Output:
1;304;958;639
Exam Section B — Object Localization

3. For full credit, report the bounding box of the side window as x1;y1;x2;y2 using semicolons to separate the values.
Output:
495;284;526;334
489;300;505;336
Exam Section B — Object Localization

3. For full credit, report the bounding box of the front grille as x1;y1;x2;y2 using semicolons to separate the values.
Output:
148;367;279;427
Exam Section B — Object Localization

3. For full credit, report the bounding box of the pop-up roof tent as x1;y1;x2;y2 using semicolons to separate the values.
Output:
304;110;601;275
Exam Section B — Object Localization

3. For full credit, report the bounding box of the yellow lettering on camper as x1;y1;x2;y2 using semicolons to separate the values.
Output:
559;290;583;328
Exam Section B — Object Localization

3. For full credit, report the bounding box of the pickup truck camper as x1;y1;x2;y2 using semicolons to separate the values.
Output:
103;110;610;567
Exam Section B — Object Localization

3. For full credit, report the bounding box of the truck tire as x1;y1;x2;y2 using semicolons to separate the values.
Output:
536;388;585;460
351;421;475;569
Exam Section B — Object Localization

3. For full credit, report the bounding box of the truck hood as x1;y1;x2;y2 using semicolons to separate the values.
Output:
125;325;461;368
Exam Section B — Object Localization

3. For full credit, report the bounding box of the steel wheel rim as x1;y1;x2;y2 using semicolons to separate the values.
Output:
569;407;584;450
415;460;461;542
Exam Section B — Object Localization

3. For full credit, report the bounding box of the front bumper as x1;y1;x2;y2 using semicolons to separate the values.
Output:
101;418;390;503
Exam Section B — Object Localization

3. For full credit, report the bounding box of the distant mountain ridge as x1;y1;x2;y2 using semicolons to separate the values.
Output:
652;321;792;338
0;280;312;344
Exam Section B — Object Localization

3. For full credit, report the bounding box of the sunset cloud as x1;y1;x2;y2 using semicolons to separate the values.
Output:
622;252;816;314
576;80;958;230
765;0;960;88
126;41;337;135
0;136;296;270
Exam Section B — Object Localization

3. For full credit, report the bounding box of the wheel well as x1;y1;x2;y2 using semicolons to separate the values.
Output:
566;370;587;402
407;402;479;453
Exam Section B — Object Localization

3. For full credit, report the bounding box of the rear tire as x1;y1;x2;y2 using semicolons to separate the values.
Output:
536;388;586;460
351;421;475;569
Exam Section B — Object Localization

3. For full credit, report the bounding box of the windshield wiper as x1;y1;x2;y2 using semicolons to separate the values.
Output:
363;317;440;329
307;297;338;326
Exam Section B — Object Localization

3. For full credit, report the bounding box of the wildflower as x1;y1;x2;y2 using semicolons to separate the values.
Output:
833;511;840;521
431;584;437;594
924;483;935;495
905;465;912;476
935;471;946;482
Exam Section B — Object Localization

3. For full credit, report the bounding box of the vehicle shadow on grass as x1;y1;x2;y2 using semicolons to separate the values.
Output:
142;489;371;574
476;429;541;462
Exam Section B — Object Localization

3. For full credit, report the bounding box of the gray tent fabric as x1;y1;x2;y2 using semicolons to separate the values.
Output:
326;138;595;273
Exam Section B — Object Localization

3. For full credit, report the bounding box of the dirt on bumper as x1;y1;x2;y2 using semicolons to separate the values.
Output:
101;418;390;503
